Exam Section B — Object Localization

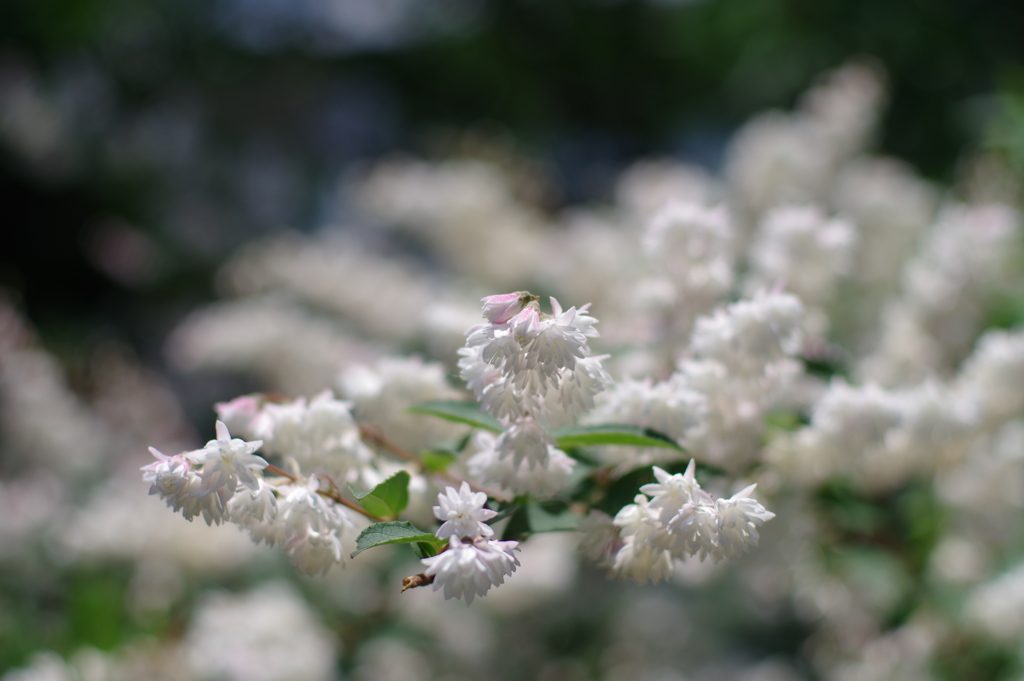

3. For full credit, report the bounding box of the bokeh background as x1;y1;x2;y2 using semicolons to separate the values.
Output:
3;1;1024;680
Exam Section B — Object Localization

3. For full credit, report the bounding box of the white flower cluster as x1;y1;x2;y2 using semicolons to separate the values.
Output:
860;202;1021;385
421;482;520;604
592;290;805;471
459;293;611;496
230;390;374;484
638;202;736;341
351;159;548;288
167;296;376;395
772;326;1024;493
605;461;775;583
339;356;468;454
144;409;362;576
184;582;340;681
964;560;1024;642
143;420;268;526
745;204;857;335
726;61;886;220
955;329;1024;427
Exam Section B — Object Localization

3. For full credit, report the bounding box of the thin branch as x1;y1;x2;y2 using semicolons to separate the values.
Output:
359;423;461;486
358;423;500;497
264;463;386;522
357;424;421;465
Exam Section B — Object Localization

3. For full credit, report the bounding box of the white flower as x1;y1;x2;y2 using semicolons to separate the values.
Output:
188;421;267;498
253;391;372;481
663;502;722;561
746;204;857;307
245;514;291;548
339;356;466;453
285;528;344;576
213;395;263;439
611;534;674;585
577;510;620;566
515;299;597;382
586;377;707;471
226;477;278;524
640;461;712;531
467;431;575;498
277;475;348;537
433;481;496;541
421;535;521;604
467;295;597;390
461;294;609;431
231;475;353;572
956;329;1024;427
544;354;613;429
713;485;776;561
638;461;775;563
689;291;804;376
458;344;502;401
725;111;831;215
184;583;338;681
495;416;557;469
611;497;674;583
179;480;232;526
642;202;735;299
965;560;1024;641
141;445;232;525
142;447;192;503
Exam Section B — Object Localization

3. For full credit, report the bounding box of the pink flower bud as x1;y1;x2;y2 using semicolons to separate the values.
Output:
481;292;536;324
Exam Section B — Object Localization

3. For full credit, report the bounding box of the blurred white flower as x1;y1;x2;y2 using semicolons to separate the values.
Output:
185;582;339;681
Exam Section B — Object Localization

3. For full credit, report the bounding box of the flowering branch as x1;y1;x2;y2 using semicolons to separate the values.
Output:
263;463;386;522
358;422;495;496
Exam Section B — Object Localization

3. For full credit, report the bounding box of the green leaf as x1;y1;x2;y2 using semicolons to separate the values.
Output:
552;423;683;450
527;501;581;532
500;504;532;541
420;450;457;472
764;410;803;432
412;541;441;559
347;471;410;519
486;503;520;525
408;400;502;433
351;521;445;558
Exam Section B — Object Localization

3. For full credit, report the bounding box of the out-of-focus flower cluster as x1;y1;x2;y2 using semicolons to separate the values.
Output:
6;59;1024;681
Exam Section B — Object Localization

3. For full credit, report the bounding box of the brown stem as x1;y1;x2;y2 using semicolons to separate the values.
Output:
360;421;507;497
357;424;420;465
264;463;296;480
264;463;386;522
401;572;435;592
358;423;469;490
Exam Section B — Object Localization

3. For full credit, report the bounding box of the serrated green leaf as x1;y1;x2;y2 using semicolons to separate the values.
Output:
347;470;410;519
408;400;502;433
421;450;457;472
351;521;445;558
526;502;581;532
552;423;683;450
